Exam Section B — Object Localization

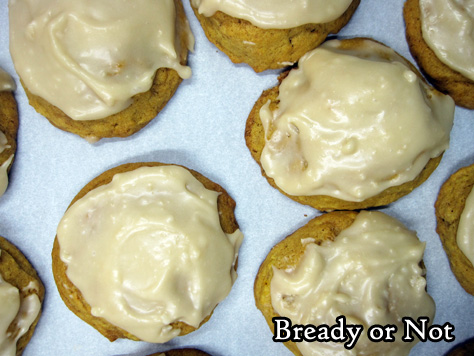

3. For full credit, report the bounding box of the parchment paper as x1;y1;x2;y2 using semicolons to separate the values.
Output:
0;1;473;355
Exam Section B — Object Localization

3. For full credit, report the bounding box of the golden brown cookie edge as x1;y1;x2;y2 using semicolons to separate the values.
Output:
52;162;239;342
244;37;445;211
435;163;474;295
20;0;190;140
190;0;360;72
0;235;45;356
0;91;19;177
403;0;474;109
253;211;358;356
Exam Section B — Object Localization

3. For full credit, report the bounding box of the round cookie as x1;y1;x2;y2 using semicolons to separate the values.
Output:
22;66;183;142
0;235;45;355
12;0;192;141
0;76;18;197
52;162;240;342
435;163;474;295
404;0;474;109
254;211;358;356
254;211;434;356
190;0;360;72
245;37;451;211
148;349;212;356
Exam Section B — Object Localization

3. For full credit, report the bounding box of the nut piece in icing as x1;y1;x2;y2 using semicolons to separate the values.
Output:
245;38;455;211
52;162;243;343
190;0;360;72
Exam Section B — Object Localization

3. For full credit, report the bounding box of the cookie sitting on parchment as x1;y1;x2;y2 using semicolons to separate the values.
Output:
254;211;435;356
404;0;474;109
0;235;45;356
0;67;18;197
9;0;194;141
435;163;474;295
190;0;360;72
245;38;454;211
53;162;243;343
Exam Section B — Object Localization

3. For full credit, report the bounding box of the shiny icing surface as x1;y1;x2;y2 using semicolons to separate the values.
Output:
9;0;193;121
0;68;15;92
259;39;454;201
0;254;41;356
271;211;436;356
0;152;13;198
57;165;243;343
420;0;474;80
191;0;353;29
0;68;15;197
457;185;474;266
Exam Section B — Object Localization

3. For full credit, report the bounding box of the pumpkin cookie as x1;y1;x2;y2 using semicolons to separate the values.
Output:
0;235;45;355
0;68;18;197
9;0;193;141
435;163;474;295
245;38;454;211
254;211;435;356
404;0;474;109
190;0;360;72
52;162;243;343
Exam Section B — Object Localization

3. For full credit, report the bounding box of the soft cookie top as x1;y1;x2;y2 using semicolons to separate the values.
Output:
0;236;44;356
247;38;455;210
191;0;354;29
255;211;435;356
9;0;193;121
0;67;17;197
419;0;474;82
54;164;243;343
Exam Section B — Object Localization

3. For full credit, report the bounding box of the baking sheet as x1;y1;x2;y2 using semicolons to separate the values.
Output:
0;0;473;355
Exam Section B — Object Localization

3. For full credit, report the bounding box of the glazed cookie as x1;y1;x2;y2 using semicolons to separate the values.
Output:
0;67;18;197
254;211;435;356
52;162;243;343
435;163;474;295
404;0;474;109
190;0;360;72
148;349;211;356
0;235;45;355
9;0;194;141
245;38;454;211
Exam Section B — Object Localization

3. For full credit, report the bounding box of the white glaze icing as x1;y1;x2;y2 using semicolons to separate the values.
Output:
0;274;19;356
271;211;435;356
420;0;474;80
259;39;454;202
191;0;353;29
457;185;474;266
0;251;41;356
9;0;193;120
0;153;13;198
0;67;15;197
57;165;243;343
0;68;16;92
